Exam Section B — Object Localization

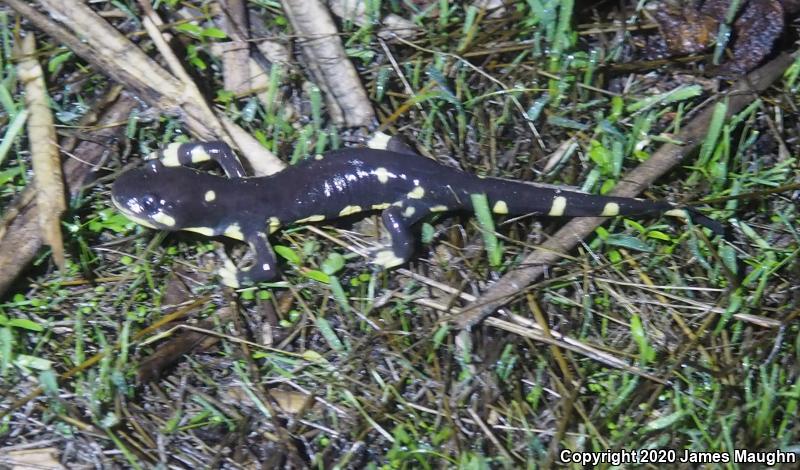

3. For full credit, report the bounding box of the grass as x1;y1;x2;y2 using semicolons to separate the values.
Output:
1;0;799;468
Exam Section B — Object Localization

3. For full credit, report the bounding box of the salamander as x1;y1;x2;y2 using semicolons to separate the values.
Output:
111;138;723;287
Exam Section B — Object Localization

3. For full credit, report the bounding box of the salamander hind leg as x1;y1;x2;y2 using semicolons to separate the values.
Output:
370;201;430;271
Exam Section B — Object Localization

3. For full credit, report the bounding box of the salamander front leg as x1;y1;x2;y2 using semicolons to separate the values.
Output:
150;141;247;178
218;232;279;287
370;202;429;271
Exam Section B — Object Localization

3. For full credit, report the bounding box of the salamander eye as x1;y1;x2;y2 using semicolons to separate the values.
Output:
140;194;159;211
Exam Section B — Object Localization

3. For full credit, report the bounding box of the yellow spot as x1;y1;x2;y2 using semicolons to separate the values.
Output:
492;200;509;214
430;205;448;212
372;249;404;269
403;206;416;217
314;154;324;160
371;203;391;210
184;226;216;236
664;208;687;219
367;132;392;150
152;212;176;227
295;214;326;224
268;217;281;233
190;145;211;163
160;143;182;167
601;202;620;216
223;223;245;240
339;205;362;217
374;167;391;184
204;190;216;202
407;186;425;199
548;196;567;216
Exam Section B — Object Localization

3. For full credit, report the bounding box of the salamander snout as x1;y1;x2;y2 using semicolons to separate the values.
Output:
112;165;180;230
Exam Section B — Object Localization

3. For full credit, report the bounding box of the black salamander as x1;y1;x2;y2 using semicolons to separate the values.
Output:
112;140;723;287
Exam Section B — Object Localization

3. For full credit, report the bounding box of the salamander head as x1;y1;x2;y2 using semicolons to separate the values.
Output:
112;161;216;230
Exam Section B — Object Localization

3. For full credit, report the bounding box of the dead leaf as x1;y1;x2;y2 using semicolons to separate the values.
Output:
137;304;235;382
226;386;313;414
2;447;64;470
650;0;790;74
329;0;419;39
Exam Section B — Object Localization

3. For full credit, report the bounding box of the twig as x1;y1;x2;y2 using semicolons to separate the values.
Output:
15;34;66;269
280;0;375;126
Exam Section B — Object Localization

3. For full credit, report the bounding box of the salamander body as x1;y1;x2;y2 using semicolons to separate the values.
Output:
112;141;722;287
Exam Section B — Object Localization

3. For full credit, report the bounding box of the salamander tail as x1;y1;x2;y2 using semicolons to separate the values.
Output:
665;208;726;236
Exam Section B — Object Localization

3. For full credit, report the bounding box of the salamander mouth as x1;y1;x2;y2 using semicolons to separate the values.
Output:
111;196;160;229
112;191;183;230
